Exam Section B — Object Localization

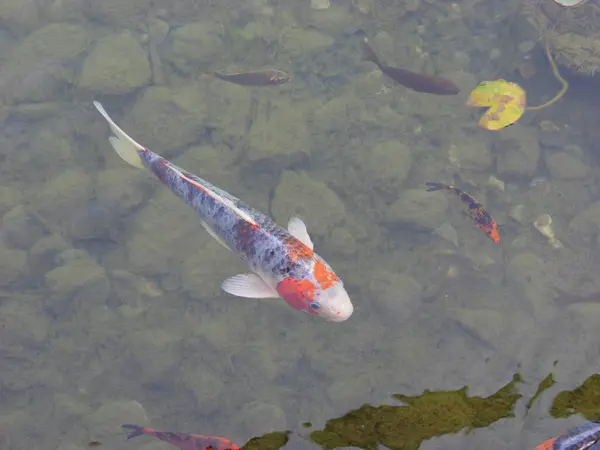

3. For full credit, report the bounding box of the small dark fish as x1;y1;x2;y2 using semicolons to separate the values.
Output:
536;421;600;450
212;69;290;86
425;182;500;244
122;424;240;450
361;39;460;95
553;287;600;306
87;442;102;447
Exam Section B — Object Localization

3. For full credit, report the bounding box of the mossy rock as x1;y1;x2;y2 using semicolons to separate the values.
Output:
310;374;522;450
524;0;600;75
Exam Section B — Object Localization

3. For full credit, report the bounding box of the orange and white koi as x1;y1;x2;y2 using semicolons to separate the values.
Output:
122;424;240;450
536;421;600;450
94;102;353;322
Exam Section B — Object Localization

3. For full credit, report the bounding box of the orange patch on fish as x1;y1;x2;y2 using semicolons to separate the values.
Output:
277;278;317;310
426;182;500;244
287;240;313;262
313;260;339;290
535;436;559;450
239;221;260;233
486;224;501;244
471;207;500;244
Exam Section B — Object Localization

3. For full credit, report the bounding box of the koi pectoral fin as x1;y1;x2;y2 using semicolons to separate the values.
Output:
200;220;231;251
222;274;279;298
287;217;314;250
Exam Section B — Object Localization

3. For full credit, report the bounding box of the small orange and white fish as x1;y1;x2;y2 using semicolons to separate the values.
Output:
536;421;600;450
122;424;240;450
93;101;353;322
426;182;500;244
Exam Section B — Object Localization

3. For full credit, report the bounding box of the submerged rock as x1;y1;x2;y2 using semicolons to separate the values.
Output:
368;271;422;318
46;0;85;23
0;0;39;36
235;401;287;437
85;0;152;27
448;139;492;171
45;258;111;305
506;252;554;321
29;233;69;277
158;21;223;75
126;329;180;381
568;200;600;242
84;400;148;436
30;169;93;234
247;101;311;170
124;84;208;157
386;188;448;230
546;152;588;180
181;360;225;408
361;141;413;197
125;188;204;276
0;246;28;287
449;307;506;346
271;171;347;238
203;80;253;150
495;126;541;177
78;33;151;95
66;168;149;242
180;235;246;301
2;205;44;249
1;23;90;104
0;186;22;216
279;28;333;58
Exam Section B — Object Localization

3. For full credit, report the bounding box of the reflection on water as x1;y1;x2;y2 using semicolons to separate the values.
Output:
3;0;600;449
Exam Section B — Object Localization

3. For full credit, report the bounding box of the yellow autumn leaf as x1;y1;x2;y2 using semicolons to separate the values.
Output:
467;80;526;130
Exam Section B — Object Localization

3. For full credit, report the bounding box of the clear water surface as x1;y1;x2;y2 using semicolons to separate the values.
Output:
1;0;599;449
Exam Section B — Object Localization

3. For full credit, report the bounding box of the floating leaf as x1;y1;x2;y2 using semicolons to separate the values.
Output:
466;80;526;131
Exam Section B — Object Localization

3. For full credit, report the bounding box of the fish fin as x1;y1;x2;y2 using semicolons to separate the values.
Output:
121;424;146;440
425;182;448;192
361;39;381;67
222;274;279;298
200;220;232;251
287;217;314;250
94;101;146;169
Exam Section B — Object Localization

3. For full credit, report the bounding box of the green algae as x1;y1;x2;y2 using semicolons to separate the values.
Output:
309;374;522;450
550;374;600;421
526;372;556;412
242;431;290;450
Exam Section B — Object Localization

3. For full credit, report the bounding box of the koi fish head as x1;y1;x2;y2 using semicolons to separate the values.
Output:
276;259;354;322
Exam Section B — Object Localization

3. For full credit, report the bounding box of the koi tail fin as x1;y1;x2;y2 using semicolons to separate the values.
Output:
425;182;449;192
93;101;146;169
361;39;382;68
122;424;146;439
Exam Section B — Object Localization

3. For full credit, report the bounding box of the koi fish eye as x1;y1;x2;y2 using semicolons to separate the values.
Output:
309;302;320;310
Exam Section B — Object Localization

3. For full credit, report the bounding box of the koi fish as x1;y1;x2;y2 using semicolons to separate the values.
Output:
425;182;500;244
361;39;460;95
122;424;240;450
536;421;600;450
93;102;353;322
212;69;290;86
